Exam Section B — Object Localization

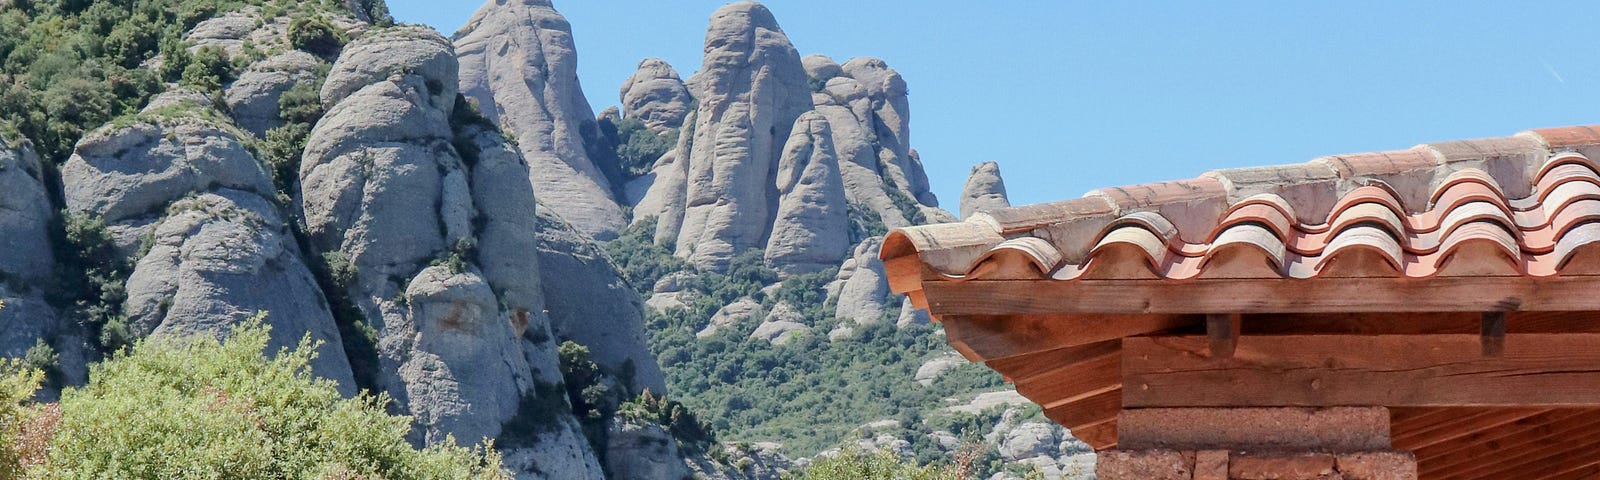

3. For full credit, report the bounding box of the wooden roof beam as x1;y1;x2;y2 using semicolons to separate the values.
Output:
1123;334;1600;408
923;276;1600;315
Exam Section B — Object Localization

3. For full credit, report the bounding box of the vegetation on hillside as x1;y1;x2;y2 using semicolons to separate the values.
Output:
0;315;510;479
605;221;1023;475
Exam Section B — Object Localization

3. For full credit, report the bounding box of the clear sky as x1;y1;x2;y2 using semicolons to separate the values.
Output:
389;0;1600;208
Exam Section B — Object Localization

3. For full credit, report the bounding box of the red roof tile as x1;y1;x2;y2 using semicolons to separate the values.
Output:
884;126;1600;288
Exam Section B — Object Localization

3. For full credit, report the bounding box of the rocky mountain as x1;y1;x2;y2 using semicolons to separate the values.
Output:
455;0;627;241
0;0;1084;478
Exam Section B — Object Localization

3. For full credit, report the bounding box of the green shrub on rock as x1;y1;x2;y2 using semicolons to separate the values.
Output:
30;316;511;479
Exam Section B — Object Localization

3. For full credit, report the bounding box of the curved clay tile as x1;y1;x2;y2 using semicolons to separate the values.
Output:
1431;222;1522;277
1553;222;1600;275
1200;224;1288;279
1313;226;1405;278
1430;168;1507;207
1082;226;1170;280
1212;203;1295;242
881;219;1006;278
1534;152;1599;185
1326;185;1406;228
1328;203;1409;240
1533;163;1600;201
1223;193;1299;225
1436;202;1517;245
1536;181;1600;221
964;237;1065;281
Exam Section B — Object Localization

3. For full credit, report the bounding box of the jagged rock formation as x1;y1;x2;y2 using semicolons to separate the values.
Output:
961;161;1010;218
61;90;355;390
455;0;626;241
297;25;600;476
226;51;327;137
535;210;667;394
764;111;850;276
673;2;814;270
620;59;693;133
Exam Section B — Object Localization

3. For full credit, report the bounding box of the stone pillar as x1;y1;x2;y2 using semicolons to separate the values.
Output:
1095;407;1417;480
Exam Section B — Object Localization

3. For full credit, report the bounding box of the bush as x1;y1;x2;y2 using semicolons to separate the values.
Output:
604;218;688;295
289;15;343;58
785;448;965;480
0;359;43;479
179;45;236;93
604;117;676;178
31;316;512;479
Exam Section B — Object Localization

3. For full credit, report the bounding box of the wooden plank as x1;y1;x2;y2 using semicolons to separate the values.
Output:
943;314;1197;362
1240;311;1600;335
1043;388;1120;430
1123;334;1600;408
1391;407;1548;451
985;340;1121;384
1483;312;1507;357
1071;420;1118;451
1439;414;1600;480
1207;313;1240;359
1015;352;1120;409
922;276;1600;315
1415;410;1600;478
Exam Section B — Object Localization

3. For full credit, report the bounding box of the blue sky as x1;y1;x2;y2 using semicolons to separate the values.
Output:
390;1;1600;208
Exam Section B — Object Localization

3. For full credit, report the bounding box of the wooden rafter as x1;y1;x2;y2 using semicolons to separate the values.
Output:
1122;334;1600;408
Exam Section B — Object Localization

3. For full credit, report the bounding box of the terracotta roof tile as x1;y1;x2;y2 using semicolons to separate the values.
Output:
884;125;1600;289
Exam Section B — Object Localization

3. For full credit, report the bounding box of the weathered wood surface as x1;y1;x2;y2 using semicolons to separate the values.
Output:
943;314;1196;362
923;277;1600;315
1123;334;1600;407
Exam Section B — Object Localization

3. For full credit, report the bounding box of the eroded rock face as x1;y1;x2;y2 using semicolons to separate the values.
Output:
840;57;934;207
675;2;813;270
0;139;81;386
765;112;850;276
63;95;276;255
456;0;626;241
620;59;693;132
535;210;667;394
0;141;55;283
124;191;357;393
227;51;327;137
961;161;1010;218
63;90;353;390
833;237;893;326
299;28;600;474
607;419;693;480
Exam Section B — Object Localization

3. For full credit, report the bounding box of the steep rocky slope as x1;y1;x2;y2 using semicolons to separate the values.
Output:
455;0;626;241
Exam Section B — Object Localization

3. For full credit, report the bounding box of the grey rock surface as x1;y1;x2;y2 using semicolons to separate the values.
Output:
536;210;667;394
620;58;693;132
698;297;762;338
0;140;55;283
456;0;626;240
125;191;357;393
896;298;931;328
323;25;458;111
64;92;276;254
300;30;601;474
914;352;964;386
0;140;82;388
675;2;813;270
765;111;850;276
64;90;353;390
606;419;693;480
226;51;327;137
961;161;1010;218
632;110;694;245
840;57;934;207
833;237;893;326
801;54;843;84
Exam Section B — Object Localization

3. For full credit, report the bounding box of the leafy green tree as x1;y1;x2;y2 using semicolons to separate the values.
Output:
31;315;512;479
0;358;43;480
